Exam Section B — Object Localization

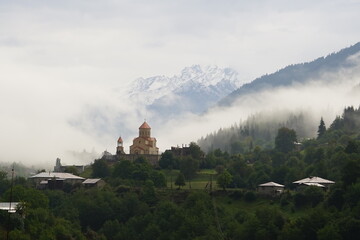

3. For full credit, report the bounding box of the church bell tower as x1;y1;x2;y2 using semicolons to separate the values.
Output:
116;137;125;155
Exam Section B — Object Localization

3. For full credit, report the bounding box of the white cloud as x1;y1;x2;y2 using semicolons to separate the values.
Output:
1;0;360;167
155;64;360;151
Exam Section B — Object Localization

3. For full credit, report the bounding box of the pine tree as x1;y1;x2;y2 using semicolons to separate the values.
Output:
317;117;326;139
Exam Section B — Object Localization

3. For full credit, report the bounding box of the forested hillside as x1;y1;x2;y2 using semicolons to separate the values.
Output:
1;106;360;239
219;42;360;106
198;110;314;154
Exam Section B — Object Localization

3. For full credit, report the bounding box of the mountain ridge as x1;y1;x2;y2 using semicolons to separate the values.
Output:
219;42;360;106
127;64;244;116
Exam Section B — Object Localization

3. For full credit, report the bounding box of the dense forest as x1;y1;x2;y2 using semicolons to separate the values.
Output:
1;106;360;239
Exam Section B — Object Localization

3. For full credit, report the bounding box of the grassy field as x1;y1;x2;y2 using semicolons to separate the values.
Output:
162;169;220;190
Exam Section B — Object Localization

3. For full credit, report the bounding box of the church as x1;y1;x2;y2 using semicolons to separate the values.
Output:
114;121;160;165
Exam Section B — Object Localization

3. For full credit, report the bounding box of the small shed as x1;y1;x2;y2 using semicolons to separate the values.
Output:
258;182;285;196
82;178;106;188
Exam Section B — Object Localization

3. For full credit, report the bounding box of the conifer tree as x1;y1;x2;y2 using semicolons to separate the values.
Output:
317;117;326;139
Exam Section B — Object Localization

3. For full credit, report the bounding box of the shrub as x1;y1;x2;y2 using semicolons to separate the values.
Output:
244;191;256;202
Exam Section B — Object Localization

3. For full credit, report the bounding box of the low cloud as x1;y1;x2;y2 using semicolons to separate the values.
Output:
155;63;360;151
1;1;360;168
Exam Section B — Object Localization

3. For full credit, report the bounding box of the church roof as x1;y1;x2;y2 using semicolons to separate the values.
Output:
139;121;151;129
117;137;123;143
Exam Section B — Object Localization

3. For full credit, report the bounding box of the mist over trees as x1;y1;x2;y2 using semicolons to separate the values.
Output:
1;106;360;239
198;110;315;154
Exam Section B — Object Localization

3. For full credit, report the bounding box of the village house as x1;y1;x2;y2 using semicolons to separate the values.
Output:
28;172;85;189
82;178;106;188
293;176;335;189
258;182;285;196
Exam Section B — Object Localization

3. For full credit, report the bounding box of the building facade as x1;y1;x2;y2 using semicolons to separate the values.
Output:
115;121;160;165
54;158;85;174
129;122;159;155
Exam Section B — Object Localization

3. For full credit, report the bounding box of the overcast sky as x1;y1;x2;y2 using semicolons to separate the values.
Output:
1;0;360;167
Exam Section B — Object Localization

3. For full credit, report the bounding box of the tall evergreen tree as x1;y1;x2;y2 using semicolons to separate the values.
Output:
317;117;326;139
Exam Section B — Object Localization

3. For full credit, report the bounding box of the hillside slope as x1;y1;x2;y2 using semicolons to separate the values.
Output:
219;42;360;106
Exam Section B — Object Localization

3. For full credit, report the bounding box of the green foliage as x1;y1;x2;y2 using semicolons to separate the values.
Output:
99;219;121;240
0;170;10;195
3;185;49;209
303;186;325;207
141;180;158;205
275;127;297;153
175;172;185;189
92;159;110;178
317;117;326;139
344;182;360;207
244;191;256;202
112;160;134;179
337;216;360;240
189;142;204;159
342;159;360;186
326;187;344;209
159;150;178;169
132;162;150;181
216;170;233;190
64;166;79;176
294;186;325;208
179;156;199;180
344;140;360;154
317;224;342;240
2;106;360;239
149;171;166;188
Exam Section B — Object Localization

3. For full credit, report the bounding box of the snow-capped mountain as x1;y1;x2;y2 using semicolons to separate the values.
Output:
127;65;243;115
69;65;243;145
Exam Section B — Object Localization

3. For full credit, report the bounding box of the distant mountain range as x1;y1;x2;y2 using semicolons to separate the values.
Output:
71;42;360;154
197;42;360;152
219;42;360;106
127;65;244;116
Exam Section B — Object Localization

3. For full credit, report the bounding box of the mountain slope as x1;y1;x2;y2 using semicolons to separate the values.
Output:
219;42;360;106
198;42;360;153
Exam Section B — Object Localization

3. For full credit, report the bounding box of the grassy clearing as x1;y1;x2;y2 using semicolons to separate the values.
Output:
162;169;219;190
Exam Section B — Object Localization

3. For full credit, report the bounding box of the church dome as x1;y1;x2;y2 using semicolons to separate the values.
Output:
117;137;123;143
139;121;151;129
